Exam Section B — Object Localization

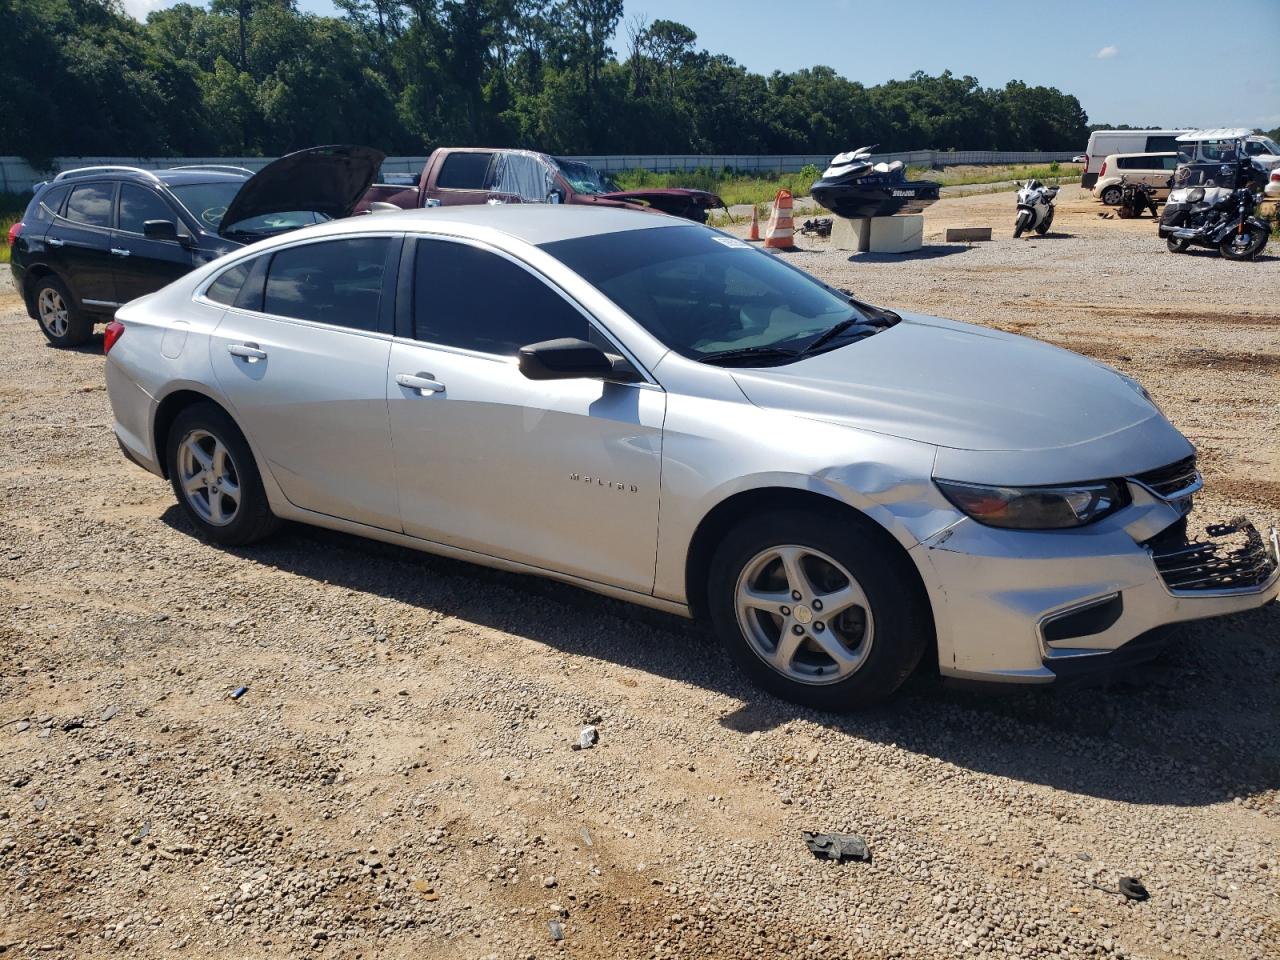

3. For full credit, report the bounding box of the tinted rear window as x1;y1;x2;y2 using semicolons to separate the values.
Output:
206;261;252;306
1146;136;1180;153
436;152;493;189
27;184;70;223
65;183;114;227
264;237;390;330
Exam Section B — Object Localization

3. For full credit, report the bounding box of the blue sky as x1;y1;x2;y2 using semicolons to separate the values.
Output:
124;0;1280;132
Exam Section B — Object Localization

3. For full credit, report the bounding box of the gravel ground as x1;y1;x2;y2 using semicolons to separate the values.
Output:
1;187;1277;959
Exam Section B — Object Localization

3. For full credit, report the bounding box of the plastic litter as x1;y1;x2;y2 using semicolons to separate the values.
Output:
802;831;871;863
230;686;249;700
571;726;598;751
548;919;564;941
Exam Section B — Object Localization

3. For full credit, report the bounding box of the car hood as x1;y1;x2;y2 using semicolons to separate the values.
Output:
220;145;385;238
601;188;722;206
730;312;1191;481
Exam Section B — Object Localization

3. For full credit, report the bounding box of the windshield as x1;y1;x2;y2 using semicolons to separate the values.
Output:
551;158;615;196
169;181;330;235
541;225;879;362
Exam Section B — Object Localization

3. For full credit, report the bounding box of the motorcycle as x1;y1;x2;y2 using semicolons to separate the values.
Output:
1013;180;1059;237
1160;170;1270;260
1116;177;1160;219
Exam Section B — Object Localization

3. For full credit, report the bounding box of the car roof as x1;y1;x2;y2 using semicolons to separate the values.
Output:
38;167;248;193
154;170;249;186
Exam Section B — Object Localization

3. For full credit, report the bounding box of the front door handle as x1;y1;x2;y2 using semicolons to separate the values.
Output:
395;373;445;395
228;343;268;361
46;238;65;248
110;247;131;257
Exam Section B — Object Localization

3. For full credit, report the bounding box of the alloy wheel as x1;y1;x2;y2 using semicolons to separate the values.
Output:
177;429;241;526
734;545;875;685
37;288;69;338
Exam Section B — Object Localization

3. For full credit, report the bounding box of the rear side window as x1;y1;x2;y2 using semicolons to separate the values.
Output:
436;152;493;189
206;261;252;306
1145;136;1180;153
118;184;177;235
264;237;390;331
26;184;70;223
65;183;115;227
413;240;587;355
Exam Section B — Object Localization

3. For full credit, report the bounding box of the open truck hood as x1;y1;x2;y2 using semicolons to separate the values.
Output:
220;145;385;238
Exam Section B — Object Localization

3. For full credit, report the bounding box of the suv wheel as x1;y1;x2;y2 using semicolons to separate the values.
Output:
166;402;281;546
1100;185;1122;205
32;276;92;347
708;509;929;710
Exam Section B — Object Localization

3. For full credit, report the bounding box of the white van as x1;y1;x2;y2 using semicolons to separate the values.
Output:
1081;129;1190;190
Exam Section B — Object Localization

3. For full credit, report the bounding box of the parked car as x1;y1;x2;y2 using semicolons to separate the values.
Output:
1081;129;1190;190
358;147;724;222
7;145;383;347
1170;128;1280;189
1092;152;1179;205
101;206;1280;709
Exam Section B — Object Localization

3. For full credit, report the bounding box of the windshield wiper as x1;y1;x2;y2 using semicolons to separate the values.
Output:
697;345;801;366
801;316;879;355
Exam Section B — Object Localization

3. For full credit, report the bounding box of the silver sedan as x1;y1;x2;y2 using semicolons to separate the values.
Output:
103;206;1280;709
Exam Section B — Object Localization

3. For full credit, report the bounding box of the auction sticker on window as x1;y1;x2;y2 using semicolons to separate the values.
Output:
711;236;750;249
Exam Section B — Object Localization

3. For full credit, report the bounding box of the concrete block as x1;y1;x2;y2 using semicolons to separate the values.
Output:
868;214;923;253
830;216;871;252
945;226;993;242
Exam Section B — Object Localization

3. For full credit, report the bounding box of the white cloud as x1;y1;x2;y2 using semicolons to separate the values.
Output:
1094;45;1119;60
121;0;170;19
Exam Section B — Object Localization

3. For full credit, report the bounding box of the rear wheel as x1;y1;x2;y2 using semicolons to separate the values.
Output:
1219;224;1268;261
1100;185;1122;205
707;509;929;711
166;402;280;546
1035;208;1054;235
31;276;92;347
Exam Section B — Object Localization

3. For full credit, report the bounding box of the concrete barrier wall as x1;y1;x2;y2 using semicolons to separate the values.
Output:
0;150;1081;194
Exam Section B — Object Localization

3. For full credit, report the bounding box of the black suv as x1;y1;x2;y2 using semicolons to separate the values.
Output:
8;146;383;347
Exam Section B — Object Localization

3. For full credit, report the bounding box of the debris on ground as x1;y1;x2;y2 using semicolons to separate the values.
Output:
800;217;833;237
130;821;151;846
1090;876;1149;901
230;686;249;700
580;826;593;848
802;831;871;863
571;725;598;750
548;919;564;941
100;705;118;722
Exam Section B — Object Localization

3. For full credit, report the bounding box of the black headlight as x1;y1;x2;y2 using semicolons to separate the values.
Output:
935;479;1126;530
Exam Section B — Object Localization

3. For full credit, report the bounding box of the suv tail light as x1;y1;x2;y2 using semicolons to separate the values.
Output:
1098;160;1107;179
103;320;125;355
6;221;20;247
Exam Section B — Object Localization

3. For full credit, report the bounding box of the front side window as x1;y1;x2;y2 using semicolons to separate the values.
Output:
435;152;493;190
413;241;588;354
65;183;115;228
263;237;390;331
118;184;177;235
541;226;869;361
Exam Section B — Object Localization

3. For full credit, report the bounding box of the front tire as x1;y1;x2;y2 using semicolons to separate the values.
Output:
707;509;930;711
166;402;280;546
1219;224;1268;261
1166;237;1190;254
31;275;92;347
1013;211;1031;238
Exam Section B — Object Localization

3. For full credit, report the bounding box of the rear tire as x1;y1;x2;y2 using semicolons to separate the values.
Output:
707;509;930;711
166;401;280;547
31;275;92;348
1035;208;1054;235
1218;224;1268;261
1100;185;1122;205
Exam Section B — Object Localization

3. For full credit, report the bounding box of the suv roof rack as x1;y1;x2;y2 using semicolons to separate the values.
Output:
167;164;255;176
52;165;164;184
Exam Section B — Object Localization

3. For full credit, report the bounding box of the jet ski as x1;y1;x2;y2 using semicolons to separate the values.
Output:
810;145;941;219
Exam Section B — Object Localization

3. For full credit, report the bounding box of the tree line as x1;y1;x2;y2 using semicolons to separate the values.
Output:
1;0;1098;164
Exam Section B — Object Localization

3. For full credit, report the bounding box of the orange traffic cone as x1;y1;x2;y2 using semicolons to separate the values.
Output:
764;189;795;249
749;203;760;241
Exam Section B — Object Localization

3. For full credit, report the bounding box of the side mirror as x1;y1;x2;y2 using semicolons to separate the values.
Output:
143;219;182;243
518;338;614;380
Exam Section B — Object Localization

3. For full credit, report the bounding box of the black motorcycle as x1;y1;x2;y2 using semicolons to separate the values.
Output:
1116;177;1160;219
1160;153;1270;260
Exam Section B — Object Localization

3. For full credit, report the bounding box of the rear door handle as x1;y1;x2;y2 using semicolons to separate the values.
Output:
46;238;65;248
228;343;268;361
110;247;131;257
395;373;445;395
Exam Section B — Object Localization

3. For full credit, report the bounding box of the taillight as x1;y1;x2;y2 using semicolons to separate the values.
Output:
1083;156;1089;173
1099;161;1107;178
103;320;125;355
6;221;20;247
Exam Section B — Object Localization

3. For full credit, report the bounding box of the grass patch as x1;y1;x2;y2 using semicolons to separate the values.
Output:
614;162;1083;214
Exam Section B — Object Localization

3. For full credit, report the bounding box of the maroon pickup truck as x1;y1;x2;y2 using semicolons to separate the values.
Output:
358;148;724;222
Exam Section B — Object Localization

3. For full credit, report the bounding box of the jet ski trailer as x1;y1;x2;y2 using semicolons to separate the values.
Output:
810;146;941;219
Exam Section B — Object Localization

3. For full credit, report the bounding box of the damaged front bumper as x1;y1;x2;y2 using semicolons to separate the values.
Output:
913;503;1280;685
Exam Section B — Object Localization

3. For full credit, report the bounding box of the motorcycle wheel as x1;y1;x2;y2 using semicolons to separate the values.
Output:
1035;209;1054;235
1166;237;1190;253
1219;225;1268;261
1013;211;1031;239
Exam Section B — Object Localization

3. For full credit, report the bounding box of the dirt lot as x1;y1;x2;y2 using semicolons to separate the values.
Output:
1;186;1278;959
